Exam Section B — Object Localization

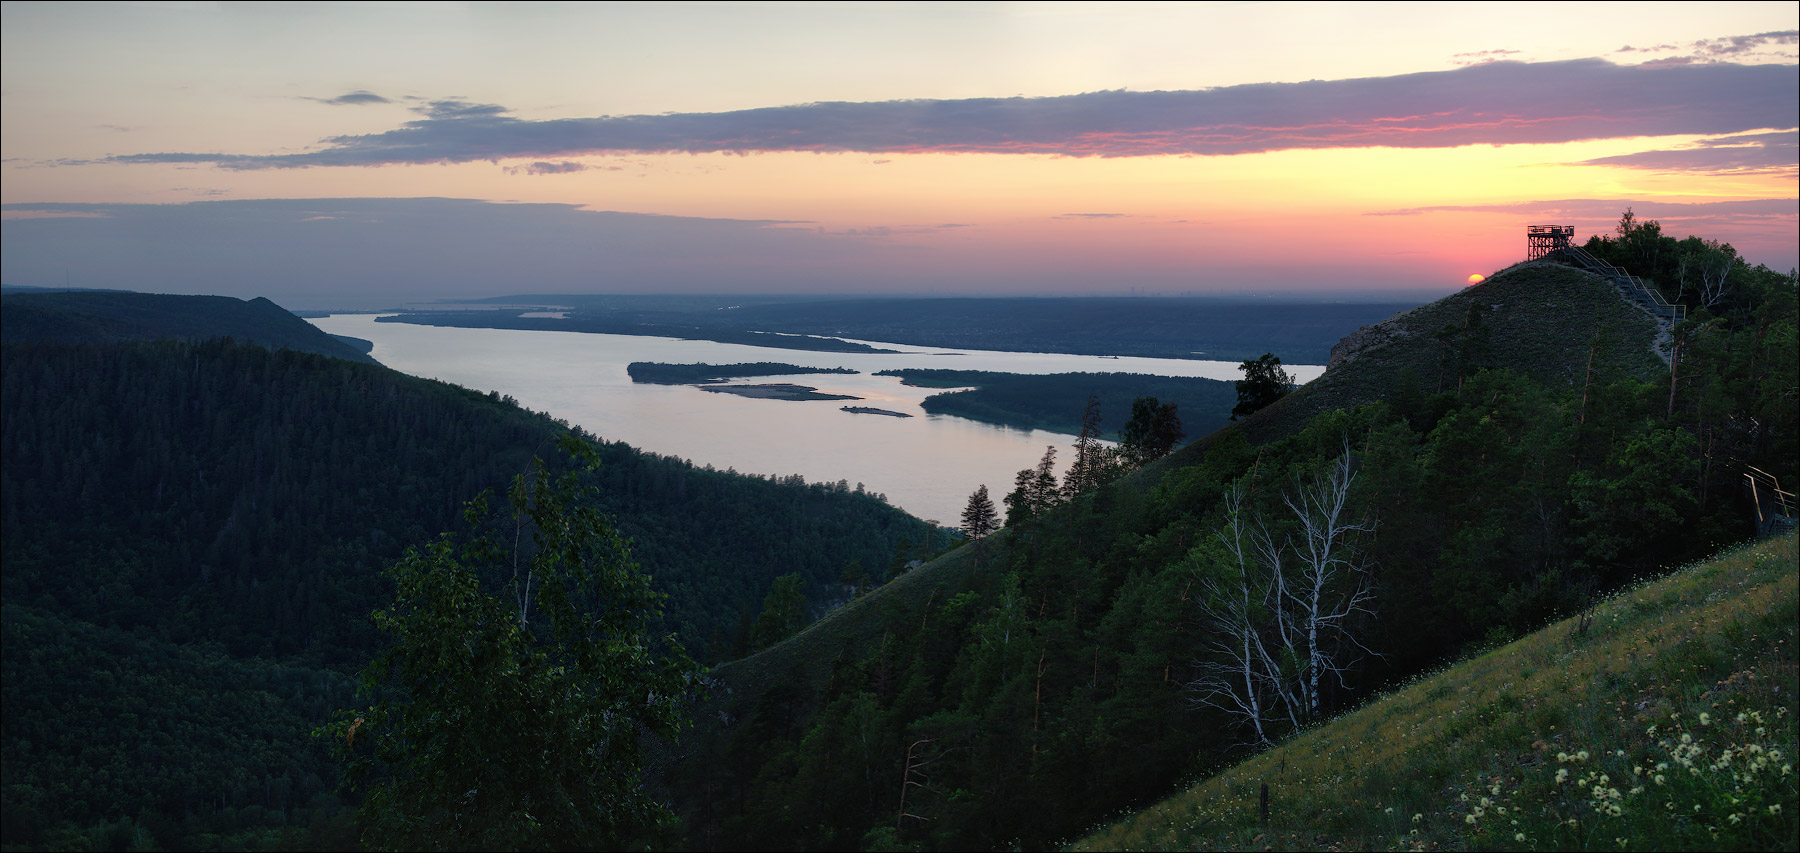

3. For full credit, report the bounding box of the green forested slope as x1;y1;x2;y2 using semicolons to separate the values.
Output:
1;290;378;364
0;338;933;849
668;245;1796;850
1175;261;1667;455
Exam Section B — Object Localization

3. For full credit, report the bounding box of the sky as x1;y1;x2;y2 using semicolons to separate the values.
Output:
2;1;1796;307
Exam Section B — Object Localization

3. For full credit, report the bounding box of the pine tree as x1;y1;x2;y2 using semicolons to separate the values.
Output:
961;485;998;545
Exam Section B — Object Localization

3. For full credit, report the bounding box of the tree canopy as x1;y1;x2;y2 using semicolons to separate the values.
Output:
1231;353;1296;420
326;437;699;851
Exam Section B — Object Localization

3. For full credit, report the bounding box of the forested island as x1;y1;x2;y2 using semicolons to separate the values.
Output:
877;368;1239;438
700;382;860;402
626;361;858;384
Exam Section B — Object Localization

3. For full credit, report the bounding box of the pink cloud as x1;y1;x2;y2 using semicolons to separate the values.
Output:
97;58;1796;169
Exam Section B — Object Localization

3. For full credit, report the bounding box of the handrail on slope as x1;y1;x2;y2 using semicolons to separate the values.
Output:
1745;465;1797;522
1552;246;1687;325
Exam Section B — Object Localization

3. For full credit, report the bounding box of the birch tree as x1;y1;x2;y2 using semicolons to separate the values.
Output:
1188;443;1377;745
1281;445;1378;720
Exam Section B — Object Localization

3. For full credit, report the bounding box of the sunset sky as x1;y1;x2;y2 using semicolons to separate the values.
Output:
2;1;1795;307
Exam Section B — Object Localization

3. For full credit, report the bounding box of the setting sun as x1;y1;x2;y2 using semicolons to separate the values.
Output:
1467;274;1486;285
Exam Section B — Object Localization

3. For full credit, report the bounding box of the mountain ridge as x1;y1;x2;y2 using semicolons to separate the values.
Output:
0;290;379;364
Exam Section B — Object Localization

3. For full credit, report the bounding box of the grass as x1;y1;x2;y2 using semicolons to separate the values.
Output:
1072;532;1798;852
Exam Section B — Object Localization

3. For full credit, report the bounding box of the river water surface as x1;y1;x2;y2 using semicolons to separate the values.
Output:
309;314;1323;524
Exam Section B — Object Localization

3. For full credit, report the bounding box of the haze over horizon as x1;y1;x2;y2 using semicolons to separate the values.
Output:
2;2;1795;308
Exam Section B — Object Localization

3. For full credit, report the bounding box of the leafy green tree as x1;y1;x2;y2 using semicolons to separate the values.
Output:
752;573;808;650
327;436;698;851
1116;395;1184;466
1570;427;1698;576
1230;353;1294;420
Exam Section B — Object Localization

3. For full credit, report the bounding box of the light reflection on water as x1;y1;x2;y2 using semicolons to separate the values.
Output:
310;315;1322;524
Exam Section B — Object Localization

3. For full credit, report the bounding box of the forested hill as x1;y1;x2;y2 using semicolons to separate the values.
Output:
1165;260;1667;458
0;336;935;850
667;238;1796;850
0;290;378;364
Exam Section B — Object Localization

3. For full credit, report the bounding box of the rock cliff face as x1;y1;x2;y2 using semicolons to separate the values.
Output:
1326;318;1415;371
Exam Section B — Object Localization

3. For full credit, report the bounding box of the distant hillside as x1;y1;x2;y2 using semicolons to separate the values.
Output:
0;290;378;364
1077;532;1797;851
459;293;1422;363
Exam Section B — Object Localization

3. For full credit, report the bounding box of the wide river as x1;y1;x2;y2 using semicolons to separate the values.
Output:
310;315;1323;525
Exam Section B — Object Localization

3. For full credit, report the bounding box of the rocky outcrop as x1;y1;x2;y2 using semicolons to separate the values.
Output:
1327;318;1415;372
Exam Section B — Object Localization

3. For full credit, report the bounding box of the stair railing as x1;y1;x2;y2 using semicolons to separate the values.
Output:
1553;246;1686;324
1745;466;1797;535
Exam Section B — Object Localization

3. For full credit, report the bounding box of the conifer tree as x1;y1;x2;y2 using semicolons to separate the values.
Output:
962;485;998;540
961;485;999;564
1063;395;1111;497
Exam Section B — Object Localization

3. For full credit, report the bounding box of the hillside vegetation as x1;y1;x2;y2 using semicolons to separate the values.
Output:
0;290;378;364
2;318;934;849
1077;532;1797;851
1179;261;1666;454
668;226;1796;850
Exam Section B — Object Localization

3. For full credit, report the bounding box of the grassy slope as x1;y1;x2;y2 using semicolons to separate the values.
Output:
1075;533;1798;852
